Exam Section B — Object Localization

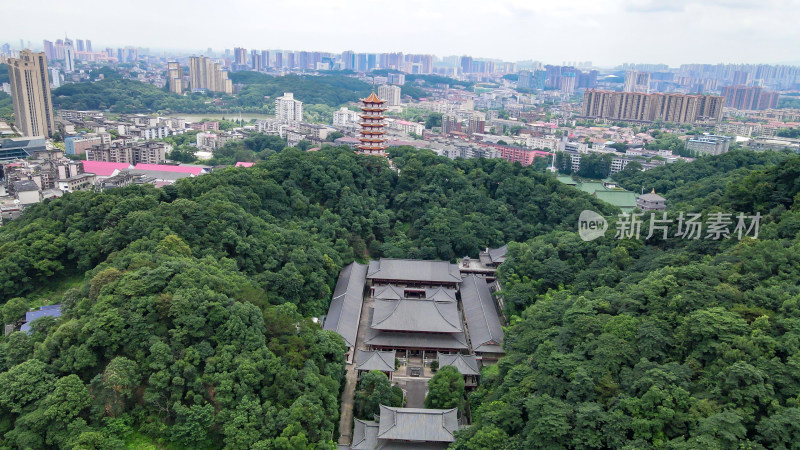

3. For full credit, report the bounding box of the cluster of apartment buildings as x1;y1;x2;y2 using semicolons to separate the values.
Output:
581;90;725;124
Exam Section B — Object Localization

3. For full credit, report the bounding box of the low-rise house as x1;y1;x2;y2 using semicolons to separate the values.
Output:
20;305;62;334
13;180;41;204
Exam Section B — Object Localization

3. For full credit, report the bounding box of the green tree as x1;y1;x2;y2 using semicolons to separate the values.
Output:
425;366;465;410
354;370;402;419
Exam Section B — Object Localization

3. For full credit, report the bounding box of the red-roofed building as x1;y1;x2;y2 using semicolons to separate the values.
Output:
235;162;255;168
81;161;133;177
133;164;203;175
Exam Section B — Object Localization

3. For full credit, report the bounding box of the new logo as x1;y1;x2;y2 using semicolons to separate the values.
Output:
578;210;608;241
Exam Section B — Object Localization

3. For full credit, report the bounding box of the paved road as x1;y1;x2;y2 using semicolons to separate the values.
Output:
404;379;428;408
337;365;357;445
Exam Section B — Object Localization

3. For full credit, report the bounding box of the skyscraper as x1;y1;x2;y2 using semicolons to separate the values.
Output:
76;39;85;52
7;50;55;137
85;40;92;53
63;39;76;73
167;61;184;94
189;56;233;94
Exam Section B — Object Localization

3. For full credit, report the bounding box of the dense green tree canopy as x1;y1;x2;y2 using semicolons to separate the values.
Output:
456;151;800;449
3;144;796;446
425;366;465;410
0;146;618;445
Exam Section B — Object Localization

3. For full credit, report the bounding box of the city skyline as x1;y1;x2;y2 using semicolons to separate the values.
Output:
2;0;799;67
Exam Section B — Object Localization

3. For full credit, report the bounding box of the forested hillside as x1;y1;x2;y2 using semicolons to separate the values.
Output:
0;147;615;448
454;153;800;449
51;74;371;115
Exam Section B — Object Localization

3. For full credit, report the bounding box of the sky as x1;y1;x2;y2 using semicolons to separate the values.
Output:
2;0;799;67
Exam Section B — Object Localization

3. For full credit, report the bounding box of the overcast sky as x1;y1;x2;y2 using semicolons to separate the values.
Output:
2;0;798;67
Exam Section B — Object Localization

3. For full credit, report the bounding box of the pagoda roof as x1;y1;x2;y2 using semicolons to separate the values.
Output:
362;92;387;104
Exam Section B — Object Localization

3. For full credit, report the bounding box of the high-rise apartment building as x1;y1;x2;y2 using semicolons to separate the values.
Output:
582;90;724;124
76;39;85;52
43;40;55;60
517;70;533;90
251;50;262;71
167;61;184;94
720;85;779;110
560;72;577;94
341;51;354;71
261;50;269;69
460;56;473;74
188;56;233;94
275;92;303;124
732;70;749;86
7;50;55;137
377;84;401;106
387;73;405;85
85;40;92;53
624;71;651;93
234;47;247;67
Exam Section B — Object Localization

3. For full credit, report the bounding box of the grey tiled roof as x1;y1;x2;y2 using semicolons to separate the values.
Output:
355;350;396;373
460;274;504;354
367;258;461;284
638;192;665;201
351;419;379;449
323;262;368;347
377;405;458;442
487;244;508;264
438;353;480;376
373;285;456;303
365;308;467;350
373;284;405;300
371;299;462;333
365;321;468;351
424;287;457;302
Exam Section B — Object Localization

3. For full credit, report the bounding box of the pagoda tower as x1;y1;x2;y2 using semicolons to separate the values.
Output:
357;92;388;156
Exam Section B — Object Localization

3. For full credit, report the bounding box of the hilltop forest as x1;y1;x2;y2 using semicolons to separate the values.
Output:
0;147;614;448
455;150;800;449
